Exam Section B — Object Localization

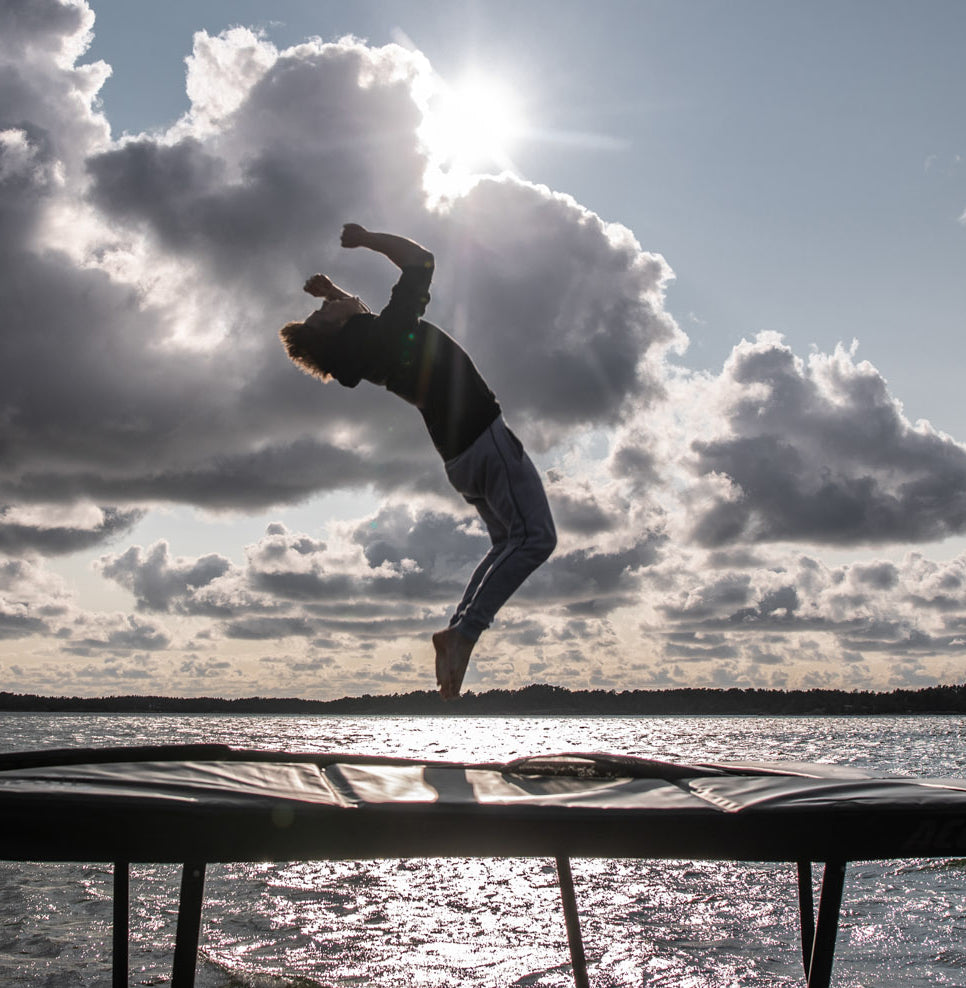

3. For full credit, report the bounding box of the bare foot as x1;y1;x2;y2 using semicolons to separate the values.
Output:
433;627;475;700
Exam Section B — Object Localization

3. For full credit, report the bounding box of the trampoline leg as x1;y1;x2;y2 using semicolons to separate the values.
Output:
806;861;846;988
113;861;129;988
171;862;206;988
796;860;815;978
555;855;590;988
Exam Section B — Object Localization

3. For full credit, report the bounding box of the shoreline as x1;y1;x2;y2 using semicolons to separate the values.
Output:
1;682;965;716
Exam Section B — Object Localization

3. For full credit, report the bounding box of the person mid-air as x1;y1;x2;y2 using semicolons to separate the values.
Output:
280;223;556;699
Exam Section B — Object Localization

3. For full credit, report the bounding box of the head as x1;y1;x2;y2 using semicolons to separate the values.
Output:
279;296;369;380
313;295;369;328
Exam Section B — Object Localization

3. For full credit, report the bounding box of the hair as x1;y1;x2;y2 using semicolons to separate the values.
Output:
278;320;335;381
280;297;370;381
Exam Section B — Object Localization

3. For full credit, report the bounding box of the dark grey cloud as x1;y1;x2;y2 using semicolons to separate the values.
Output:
9;440;417;509
689;336;966;547
0;506;143;555
663;632;740;662
69;615;170;654
97;540;232;612
0;608;48;640
746;643;784;665
224;615;316;640
852;561;899;590
838;628;966;655
73;660;154;680
609;442;660;492
178;656;233;679
245;509;473;606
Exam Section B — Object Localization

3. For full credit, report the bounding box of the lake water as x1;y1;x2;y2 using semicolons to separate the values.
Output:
0;713;964;987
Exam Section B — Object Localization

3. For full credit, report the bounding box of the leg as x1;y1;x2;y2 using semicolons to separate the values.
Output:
434;627;476;700
556;856;590;988
448;497;511;631
438;420;556;697
435;497;508;701
172;863;206;988
797;860;815;978
806;861;847;988
448;421;555;640
113;861;129;988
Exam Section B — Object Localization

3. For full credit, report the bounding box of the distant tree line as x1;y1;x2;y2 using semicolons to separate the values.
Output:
1;683;966;716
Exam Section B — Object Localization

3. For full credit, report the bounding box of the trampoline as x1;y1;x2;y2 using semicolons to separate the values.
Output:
2;744;965;987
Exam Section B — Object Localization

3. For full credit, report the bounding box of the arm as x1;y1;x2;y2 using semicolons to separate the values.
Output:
303;273;353;300
341;223;434;270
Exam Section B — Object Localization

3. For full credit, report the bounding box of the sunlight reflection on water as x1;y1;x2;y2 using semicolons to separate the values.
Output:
0;713;965;986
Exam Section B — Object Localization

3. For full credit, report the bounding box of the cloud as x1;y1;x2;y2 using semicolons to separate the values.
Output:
646;546;966;682
179;655;233;679
224;615;316;641
96;540;233;612
683;335;966;546
0;505;143;555
6;2;966;698
0;554;72;640
0;605;48;641
243;510;474;611
430;179;680;438
93;505;663;669
543;471;619;536
67;612;171;654
2;7;682;522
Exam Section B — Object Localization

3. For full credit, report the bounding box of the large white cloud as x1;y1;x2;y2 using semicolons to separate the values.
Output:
2;9;680;524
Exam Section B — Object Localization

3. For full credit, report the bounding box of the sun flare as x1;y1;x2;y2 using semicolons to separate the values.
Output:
419;73;525;185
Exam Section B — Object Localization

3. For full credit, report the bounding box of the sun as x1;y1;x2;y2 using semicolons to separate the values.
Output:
419;72;525;188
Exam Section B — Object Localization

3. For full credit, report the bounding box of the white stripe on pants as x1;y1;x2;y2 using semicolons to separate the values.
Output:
444;418;556;642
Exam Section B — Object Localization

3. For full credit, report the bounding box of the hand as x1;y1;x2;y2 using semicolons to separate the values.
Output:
340;223;369;249
303;273;335;298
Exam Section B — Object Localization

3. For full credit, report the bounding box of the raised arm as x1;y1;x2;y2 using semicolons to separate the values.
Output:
341;223;434;270
303;273;352;300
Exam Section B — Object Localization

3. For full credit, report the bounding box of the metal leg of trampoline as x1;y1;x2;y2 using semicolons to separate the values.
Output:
171;862;206;988
555;855;590;988
113;861;129;988
798;860;846;988
796;860;815;977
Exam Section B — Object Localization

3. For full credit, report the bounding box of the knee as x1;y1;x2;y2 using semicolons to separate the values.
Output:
532;523;556;565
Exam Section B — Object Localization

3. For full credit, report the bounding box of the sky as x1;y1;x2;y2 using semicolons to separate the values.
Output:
2;0;966;700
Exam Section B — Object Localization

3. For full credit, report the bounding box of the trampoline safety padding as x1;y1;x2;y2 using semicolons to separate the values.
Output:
2;745;966;987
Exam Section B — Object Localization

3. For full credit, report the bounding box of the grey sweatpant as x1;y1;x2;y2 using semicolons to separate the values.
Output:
444;418;557;642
